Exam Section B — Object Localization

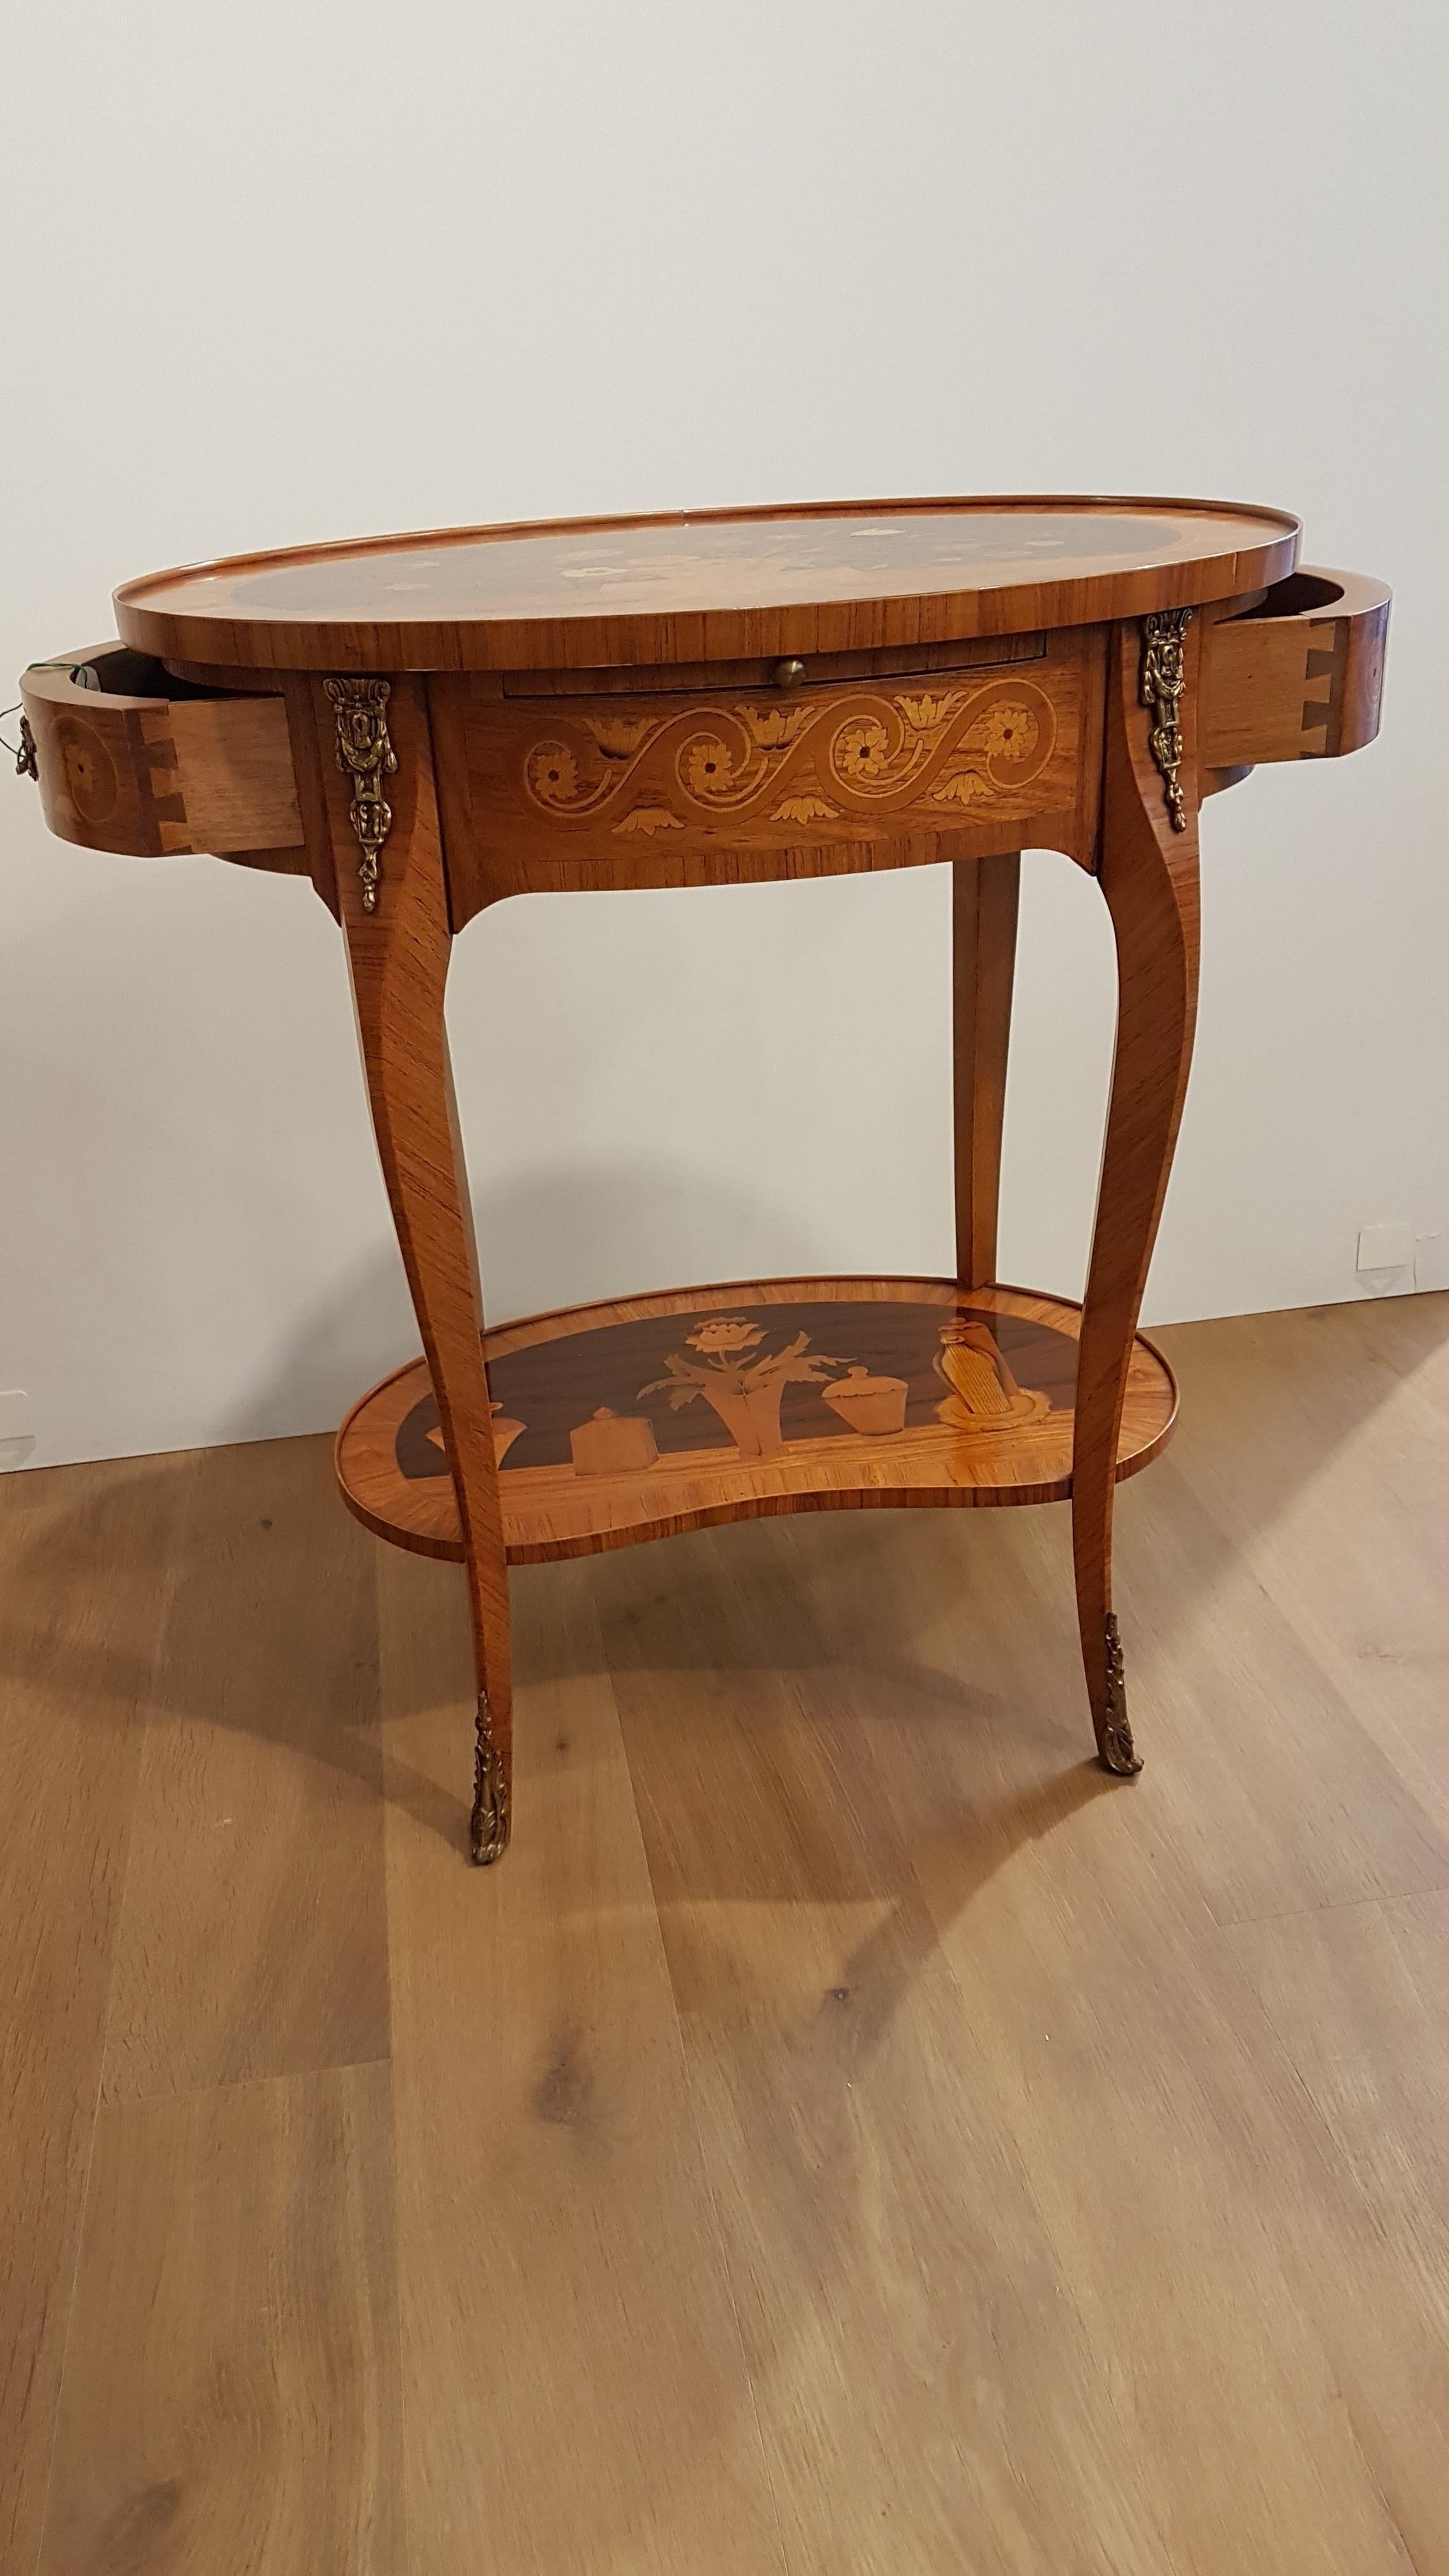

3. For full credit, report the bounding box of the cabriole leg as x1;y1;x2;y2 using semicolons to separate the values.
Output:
1072;617;1202;1775
317;675;514;1862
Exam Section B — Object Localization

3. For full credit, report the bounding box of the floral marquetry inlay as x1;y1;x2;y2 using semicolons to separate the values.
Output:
515;677;1060;839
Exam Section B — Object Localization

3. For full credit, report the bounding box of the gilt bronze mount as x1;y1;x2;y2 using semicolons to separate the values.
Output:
1140;607;1192;832
325;676;397;912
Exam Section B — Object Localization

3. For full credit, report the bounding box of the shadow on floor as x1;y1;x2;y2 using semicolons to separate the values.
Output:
2;1290;1443;1889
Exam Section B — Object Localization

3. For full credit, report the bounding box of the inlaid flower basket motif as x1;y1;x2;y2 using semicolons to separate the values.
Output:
638;1316;852;1459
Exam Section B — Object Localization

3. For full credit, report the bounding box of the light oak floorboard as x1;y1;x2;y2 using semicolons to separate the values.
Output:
0;1453;187;2576
38;2062;404;2576
593;1522;1177;2575
1112;1450;1449;1923
1150;1296;1449;1848
1229;1890;1449;2574
377;1545;785;2576
101;1438;390;2101
4;1296;1448;2572
682;1506;1419;2573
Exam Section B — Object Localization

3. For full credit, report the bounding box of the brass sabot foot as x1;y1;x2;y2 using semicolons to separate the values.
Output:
1098;1613;1144;1777
1099;1716;1144;1777
470;1696;511;1865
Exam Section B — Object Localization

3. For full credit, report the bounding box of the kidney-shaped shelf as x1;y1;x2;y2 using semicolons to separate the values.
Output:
335;1275;1177;1567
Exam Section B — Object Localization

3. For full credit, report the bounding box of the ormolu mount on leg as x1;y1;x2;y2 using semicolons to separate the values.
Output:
471;1692;510;1864
325;676;397;913
1096;1613;1142;1775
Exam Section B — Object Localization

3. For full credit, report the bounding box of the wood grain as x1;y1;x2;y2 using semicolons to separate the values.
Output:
1146;1296;1449;1850
99;1437;390;2103
1200;568;1390;769
1071;614;1202;1771
167;693;303;849
334;1278;1177;1563
20;499;1392;1882
325;676;516;1857
779;1499;1430;2570
22;650;193;855
1228;1890;1449;2570
592;1523;1176;2573
20;647;304;861
496;625;1050;696
39;2062;404;2576
904;1686;1422;2568
4;1297;1449;2573
112;493;1301;675
434;630;1102;919
0;1454;187;2576
376;1543;785;2575
432;638;1091;914
953;850;1021;1284
1108;1446;1449;1927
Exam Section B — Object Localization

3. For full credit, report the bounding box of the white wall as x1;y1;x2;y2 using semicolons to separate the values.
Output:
2;1;1444;1470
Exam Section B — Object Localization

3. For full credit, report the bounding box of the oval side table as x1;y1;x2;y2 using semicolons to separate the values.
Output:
19;497;1390;1861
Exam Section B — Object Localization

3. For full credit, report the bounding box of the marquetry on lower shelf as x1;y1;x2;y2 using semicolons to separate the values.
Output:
334;1276;1177;1569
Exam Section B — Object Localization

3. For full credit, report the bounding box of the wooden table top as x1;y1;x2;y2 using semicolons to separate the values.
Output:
114;494;1300;675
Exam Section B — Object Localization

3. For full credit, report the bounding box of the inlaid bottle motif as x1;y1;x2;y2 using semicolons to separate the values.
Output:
933;1319;1045;1427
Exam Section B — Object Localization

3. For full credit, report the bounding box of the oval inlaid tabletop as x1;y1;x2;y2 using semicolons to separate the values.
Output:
334;1276;1178;1566
114;494;1299;674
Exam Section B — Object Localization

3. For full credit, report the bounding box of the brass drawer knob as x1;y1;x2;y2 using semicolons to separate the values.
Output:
772;656;806;689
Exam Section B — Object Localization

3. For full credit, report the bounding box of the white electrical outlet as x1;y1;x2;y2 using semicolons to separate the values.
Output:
1356;1222;1414;1275
0;1390;35;1471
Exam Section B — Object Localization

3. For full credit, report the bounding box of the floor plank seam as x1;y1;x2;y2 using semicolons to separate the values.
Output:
1213;1882;1449;1936
660;2003;795;2576
1338;2396;1425;2576
30;1460;194;2576
367;1543;410;2576
15;1303;1449;2571
595;1566;797;2576
100;2052;397;2115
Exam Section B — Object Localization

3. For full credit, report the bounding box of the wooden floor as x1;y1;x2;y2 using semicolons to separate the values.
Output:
3;1294;1448;2575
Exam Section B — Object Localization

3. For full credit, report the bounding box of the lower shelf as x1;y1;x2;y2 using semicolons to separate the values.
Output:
334;1275;1177;1568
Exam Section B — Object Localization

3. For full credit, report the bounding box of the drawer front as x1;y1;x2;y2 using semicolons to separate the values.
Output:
436;632;1099;915
20;646;303;860
1200;569;1389;771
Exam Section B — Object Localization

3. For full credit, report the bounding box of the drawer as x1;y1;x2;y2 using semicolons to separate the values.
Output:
19;644;304;861
1200;569;1389;771
434;628;1101;918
